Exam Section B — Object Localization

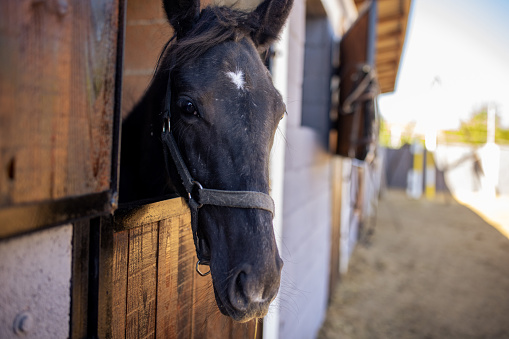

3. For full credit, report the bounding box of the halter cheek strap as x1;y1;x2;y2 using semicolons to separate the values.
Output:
161;74;275;275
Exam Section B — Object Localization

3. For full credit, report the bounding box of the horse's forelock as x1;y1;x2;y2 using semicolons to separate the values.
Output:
161;6;259;72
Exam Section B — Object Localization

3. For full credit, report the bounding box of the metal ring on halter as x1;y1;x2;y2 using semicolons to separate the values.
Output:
196;260;211;276
188;180;204;208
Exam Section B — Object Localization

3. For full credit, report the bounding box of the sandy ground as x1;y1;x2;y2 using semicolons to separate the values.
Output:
318;190;509;339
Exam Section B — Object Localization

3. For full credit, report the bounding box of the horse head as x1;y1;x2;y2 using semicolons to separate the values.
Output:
121;0;293;322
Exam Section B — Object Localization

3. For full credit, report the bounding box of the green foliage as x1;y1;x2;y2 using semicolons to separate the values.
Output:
379;118;391;148
443;106;509;145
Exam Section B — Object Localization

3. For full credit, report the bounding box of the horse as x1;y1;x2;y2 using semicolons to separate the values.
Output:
119;0;293;322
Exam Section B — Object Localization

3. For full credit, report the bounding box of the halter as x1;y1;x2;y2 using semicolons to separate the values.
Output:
161;72;275;276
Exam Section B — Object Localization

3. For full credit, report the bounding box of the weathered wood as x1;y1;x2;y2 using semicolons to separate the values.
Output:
231;320;256;339
114;197;188;231
0;190;112;239
176;217;196;338
206;313;232;339
192;268;214;338
96;220;130;339
112;230;129;339
336;1;377;160
71;219;90;339
127;222;159;339
0;0;119;207
156;217;181;339
105;197;261;338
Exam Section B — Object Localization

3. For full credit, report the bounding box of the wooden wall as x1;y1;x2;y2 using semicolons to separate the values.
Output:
0;0;120;206
0;1;122;337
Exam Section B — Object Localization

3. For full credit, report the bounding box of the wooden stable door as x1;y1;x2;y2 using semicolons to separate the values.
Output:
0;1;122;338
335;1;379;161
97;198;260;339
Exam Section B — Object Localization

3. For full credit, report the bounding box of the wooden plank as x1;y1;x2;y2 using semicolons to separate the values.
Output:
190;228;235;339
71;219;90;339
126;222;159;339
377;36;400;50
114;197;188;231
336;1;377;160
156;217;180;339
192;257;213;338
0;190;112;239
377;20;401;36
176;215;195;339
68;0;118;198
0;0;70;204
206;313;232;339
231;320;257;339
376;51;399;63
97;217;128;339
0;0;119;207
112;230;129;339
377;61;398;73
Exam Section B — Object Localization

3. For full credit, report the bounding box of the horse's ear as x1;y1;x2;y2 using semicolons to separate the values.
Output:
163;0;201;38
250;0;293;51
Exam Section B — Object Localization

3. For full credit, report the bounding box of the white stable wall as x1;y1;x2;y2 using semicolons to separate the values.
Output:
276;0;359;337
277;0;333;337
0;225;72;339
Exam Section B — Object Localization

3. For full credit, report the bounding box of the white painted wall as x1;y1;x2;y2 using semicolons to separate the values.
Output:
276;0;333;337
265;15;291;339
273;0;360;337
0;225;72;339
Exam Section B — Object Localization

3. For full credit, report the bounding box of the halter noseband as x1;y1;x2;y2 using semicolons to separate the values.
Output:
161;72;275;276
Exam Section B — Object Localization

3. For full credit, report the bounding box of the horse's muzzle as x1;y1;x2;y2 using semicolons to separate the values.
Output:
215;255;283;322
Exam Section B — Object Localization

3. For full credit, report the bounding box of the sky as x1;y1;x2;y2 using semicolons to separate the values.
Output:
378;0;509;132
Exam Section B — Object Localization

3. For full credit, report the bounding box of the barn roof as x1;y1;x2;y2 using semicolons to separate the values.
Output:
355;0;412;93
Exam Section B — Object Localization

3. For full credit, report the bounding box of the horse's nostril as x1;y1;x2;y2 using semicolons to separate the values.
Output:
229;263;276;310
229;266;251;311
236;270;246;295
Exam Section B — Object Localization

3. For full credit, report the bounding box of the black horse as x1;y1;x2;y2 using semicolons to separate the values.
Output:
120;0;293;322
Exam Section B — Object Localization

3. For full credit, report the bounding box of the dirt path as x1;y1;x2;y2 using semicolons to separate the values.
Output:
318;190;509;339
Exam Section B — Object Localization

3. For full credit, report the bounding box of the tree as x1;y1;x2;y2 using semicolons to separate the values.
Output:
443;105;509;145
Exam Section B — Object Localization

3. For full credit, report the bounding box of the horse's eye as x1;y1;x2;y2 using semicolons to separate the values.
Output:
177;98;199;117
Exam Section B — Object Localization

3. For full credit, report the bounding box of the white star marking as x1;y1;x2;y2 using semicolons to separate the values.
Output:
226;69;245;91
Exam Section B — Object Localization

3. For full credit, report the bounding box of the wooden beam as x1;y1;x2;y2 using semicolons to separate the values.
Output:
377;62;398;73
378;13;404;24
377;30;403;40
377;69;397;78
377;37;401;49
377;45;402;55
